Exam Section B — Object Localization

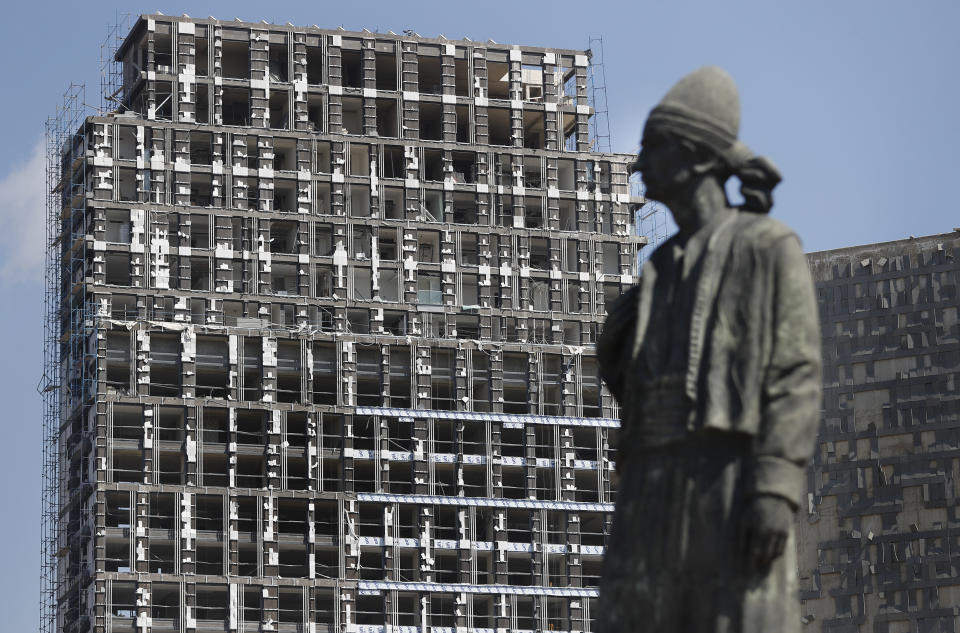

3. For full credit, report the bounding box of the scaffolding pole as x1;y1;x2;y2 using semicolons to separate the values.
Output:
586;36;612;154
41;82;85;633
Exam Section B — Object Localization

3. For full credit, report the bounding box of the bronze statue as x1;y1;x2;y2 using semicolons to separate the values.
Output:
595;67;822;633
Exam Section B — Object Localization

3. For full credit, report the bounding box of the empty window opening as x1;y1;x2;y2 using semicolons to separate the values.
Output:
196;585;227;623
116;167;137;202
269;90;290;129
456;104;470;143
581;356;601;417
418;271;442;305
382;145;404;178
350;184;371;217
383;187;404;219
432;349;456;410
525;196;544;229
195;543;223;575
190;130;212;164
349;143;370;176
523;110;545;149
558;159;575;190
602;242;620;275
245;136;260;170
154;80;173;120
190;173;213;207
105;209;131;243
341;48;363;88
348;308;370;334
201;408;228;444
356;346;382;406
271;263;299;295
316;265;334;298
236;453;264;487
106;331;131;394
307;94;324;131
116;126;138;160
111;582;137;620
487;61;510;99
189;257;209;290
559;199;576;231
460;233;479;265
451;151;477;184
194;33;209;75
269;38;289;82
419;102;443;141
352;267;373;301
383;311;408;336
190;214;210;248
488;107;511;146
316;140;331;172
271;221;298;254
315;181;331;214
196;84;209;123
530;237;550;270
111;294;137;320
453;192;478;224
461;274;480;307
222;37;250;79
503;352;529;413
388;346;411;405
417;230;440;263
454;54;469;96
313;343;337;405
112;405;143;440
196;336;229;397
378;228;398;259
277;340;302;402
315;223;334;256
417;52;442;94
341;96;363;134
222;87;250;126
307;44;323;84
563;112;577;151
241;337;262;402
423;148;444;181
523;156;542;188
105;253;131;285
531;280;550;311
522;64;544;101
376;98;398;137
375;48;397;90
422;189;443;222
278;587;305;623
379;268;400;302
151;584;179;620
273;137;296;170
154;30;173;73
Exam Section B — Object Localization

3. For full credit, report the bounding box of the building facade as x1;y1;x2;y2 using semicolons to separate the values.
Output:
46;14;642;633
801;232;960;632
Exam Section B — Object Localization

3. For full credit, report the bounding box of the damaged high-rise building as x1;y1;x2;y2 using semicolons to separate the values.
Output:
801;231;960;632
41;14;643;633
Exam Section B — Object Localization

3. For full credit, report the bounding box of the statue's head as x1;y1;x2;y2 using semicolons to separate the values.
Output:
635;66;781;214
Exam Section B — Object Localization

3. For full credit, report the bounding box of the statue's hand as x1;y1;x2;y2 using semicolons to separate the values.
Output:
740;494;794;574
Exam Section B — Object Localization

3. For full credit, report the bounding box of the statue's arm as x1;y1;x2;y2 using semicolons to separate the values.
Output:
747;234;823;510
597;284;641;405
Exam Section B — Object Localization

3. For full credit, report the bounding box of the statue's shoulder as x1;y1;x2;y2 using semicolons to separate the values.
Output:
645;234;682;269
731;212;800;252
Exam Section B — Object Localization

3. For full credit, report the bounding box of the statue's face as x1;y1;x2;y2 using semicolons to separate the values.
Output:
635;128;694;205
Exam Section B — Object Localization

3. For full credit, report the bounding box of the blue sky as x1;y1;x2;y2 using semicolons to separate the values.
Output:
1;1;958;628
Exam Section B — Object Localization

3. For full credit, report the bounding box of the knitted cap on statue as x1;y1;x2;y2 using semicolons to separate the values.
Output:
644;66;745;161
643;66;781;212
